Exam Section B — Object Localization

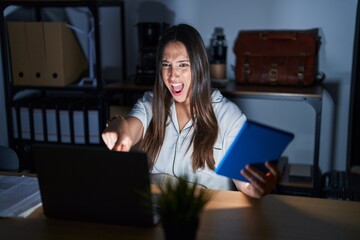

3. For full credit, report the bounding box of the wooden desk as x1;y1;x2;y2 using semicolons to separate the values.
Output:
1;190;359;240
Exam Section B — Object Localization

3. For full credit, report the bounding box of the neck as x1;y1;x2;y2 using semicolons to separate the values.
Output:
175;101;191;131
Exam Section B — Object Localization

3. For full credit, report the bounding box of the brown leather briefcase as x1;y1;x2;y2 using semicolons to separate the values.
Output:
233;29;322;87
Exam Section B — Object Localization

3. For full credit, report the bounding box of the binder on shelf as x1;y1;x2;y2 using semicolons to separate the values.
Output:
72;106;86;144
43;22;88;87
87;108;100;144
7;22;30;85
42;96;83;144
19;107;31;140
29;98;49;143
72;97;102;145
25;22;46;86
70;101;86;144
43;96;102;145
59;108;71;144
7;21;88;87
12;95;36;141
86;97;103;144
45;108;58;143
32;108;44;142
12;94;103;145
32;103;45;142
30;97;57;143
33;96;77;144
58;96;82;144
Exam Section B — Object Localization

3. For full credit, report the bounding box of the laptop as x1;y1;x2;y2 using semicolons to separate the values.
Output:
32;143;158;227
215;120;294;182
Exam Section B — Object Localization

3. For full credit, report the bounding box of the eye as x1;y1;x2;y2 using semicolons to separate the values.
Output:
178;62;190;68
162;62;170;68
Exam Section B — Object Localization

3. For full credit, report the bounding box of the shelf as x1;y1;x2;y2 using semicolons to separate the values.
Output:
220;81;323;100
11;83;101;94
0;1;123;7
0;0;126;172
104;78;323;100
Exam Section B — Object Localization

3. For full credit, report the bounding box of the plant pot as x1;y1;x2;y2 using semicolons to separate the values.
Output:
162;219;199;240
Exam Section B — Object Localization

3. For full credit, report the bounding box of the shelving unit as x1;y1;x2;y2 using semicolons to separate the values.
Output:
0;0;126;171
222;82;323;196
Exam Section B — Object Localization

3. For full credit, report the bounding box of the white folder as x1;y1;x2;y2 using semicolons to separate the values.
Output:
33;108;44;141
73;110;85;144
88;110;100;144
46;109;58;142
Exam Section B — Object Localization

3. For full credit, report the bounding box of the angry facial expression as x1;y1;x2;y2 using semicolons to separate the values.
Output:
161;41;192;104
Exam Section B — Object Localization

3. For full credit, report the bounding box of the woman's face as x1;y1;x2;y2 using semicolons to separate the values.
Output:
161;41;192;104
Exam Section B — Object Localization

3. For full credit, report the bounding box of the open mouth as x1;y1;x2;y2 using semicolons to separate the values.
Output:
170;82;184;95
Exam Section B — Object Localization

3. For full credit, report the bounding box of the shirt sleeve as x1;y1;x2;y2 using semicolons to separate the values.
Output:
212;90;247;164
221;100;247;152
128;91;153;135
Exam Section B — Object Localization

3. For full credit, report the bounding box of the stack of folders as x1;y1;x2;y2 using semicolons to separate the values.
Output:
11;94;102;145
288;164;313;182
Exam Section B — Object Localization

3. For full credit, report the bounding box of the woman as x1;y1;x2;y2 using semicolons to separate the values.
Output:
102;23;279;199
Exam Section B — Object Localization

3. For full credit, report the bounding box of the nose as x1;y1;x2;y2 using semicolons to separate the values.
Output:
167;66;178;79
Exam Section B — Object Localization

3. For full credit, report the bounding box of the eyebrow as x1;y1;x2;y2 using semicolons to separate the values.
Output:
162;59;190;63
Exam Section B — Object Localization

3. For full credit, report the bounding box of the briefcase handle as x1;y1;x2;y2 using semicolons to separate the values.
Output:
260;32;297;40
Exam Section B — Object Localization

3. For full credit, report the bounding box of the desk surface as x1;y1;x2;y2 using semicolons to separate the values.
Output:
1;189;360;240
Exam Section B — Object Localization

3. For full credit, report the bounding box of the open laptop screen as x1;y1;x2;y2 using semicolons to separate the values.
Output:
32;143;157;227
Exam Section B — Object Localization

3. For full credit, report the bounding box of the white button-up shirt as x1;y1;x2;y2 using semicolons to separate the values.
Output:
128;89;246;190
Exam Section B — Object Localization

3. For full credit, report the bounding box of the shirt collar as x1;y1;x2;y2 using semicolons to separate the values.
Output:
211;89;224;103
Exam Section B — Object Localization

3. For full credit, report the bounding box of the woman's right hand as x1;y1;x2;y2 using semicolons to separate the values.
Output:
102;130;132;151
101;117;132;151
101;116;143;152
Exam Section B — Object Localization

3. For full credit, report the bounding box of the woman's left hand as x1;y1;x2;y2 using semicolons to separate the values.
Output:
234;161;280;199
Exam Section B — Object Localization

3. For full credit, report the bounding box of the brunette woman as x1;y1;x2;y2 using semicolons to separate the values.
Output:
102;23;279;198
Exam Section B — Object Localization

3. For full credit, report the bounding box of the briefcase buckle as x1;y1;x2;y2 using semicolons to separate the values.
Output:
269;66;278;83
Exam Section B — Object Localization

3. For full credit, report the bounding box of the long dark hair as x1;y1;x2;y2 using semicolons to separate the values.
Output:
140;23;219;171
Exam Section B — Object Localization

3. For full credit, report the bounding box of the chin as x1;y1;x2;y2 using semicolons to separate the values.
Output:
173;96;187;103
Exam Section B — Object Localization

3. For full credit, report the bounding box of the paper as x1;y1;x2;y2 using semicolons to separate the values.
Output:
0;175;41;218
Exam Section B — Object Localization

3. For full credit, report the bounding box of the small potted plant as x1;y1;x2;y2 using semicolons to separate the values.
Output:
154;175;212;240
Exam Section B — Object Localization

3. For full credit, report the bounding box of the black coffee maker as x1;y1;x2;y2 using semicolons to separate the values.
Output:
135;22;168;85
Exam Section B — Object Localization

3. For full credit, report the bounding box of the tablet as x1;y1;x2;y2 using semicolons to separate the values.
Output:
215;120;294;182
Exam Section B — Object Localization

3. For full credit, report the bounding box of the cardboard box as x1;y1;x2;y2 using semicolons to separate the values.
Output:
7;21;88;87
